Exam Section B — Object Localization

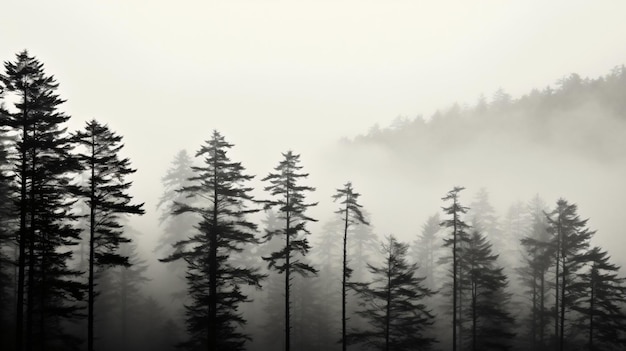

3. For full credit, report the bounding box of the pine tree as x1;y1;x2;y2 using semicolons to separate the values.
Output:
463;231;515;350
160;130;264;351
518;195;552;350
1;50;84;350
155;149;196;324
348;235;436;350
74;119;145;351
332;181;368;351
155;149;196;257
262;150;318;351
546;199;594;350
410;213;441;291
572;247;626;350
440;186;470;351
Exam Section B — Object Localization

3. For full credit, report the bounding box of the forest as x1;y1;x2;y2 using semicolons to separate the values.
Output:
1;50;626;351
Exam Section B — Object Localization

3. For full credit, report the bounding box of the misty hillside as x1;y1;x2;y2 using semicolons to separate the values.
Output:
350;66;626;163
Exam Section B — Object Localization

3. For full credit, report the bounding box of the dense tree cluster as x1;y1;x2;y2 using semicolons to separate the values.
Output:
1;50;625;351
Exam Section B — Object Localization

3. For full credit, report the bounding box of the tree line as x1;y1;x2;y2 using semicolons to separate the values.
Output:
2;51;626;351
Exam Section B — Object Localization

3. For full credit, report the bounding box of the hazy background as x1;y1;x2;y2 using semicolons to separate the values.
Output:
3;1;626;280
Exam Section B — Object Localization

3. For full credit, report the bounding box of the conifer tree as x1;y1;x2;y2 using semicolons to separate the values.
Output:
262;151;318;351
348;235;436;350
74;119;145;351
155;149;196;257
1;50;84;350
546;199;594;351
332;181;368;351
463;231;515;350
160;130;264;351
518;195;552;349
441;186;470;351
411;213;441;291
572;247;626;350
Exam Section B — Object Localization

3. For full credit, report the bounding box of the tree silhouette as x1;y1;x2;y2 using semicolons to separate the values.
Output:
440;186;470;351
262;151;318;351
348;235;436;350
1;50;84;350
160;131;264;351
518;195;552;349
546;199;594;351
572;246;626;350
463;231;515;350
74;119;145;351
332;181;369;351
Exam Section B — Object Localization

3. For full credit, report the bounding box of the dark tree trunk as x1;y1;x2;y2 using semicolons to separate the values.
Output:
26;126;37;351
472;283;476;351
16;98;28;351
88;138;96;351
385;246;391;351
342;202;349;351
284;199;291;351
208;169;218;351
452;209;458;351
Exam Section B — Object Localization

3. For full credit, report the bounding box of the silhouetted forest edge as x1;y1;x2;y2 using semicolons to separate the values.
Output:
1;50;625;351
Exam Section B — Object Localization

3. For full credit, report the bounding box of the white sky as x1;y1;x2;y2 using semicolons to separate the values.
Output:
3;1;626;255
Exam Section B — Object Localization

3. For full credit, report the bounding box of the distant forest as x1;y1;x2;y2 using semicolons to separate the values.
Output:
1;50;626;351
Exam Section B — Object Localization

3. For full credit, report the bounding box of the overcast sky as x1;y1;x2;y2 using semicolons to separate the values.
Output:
3;1;626;250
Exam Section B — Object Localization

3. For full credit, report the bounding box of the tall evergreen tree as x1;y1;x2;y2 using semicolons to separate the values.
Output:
1;50;84;351
463;231;515;350
74;119;145;351
546;199;594;351
410;213;441;291
155;149;196;257
348;235;436;350
262;150;318;351
332;181;368;351
518;195;552;350
160;130;264;351
572;247;626;350
440;186;470;351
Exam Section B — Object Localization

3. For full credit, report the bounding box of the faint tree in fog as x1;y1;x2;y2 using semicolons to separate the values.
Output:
348;235;436;350
155;149;196;262
572;246;626;350
546;199;594;351
440;186;470;351
518;195;552;349
410;213;440;291
75;119;145;351
347;209;378;284
160;131;265;351
332;181;369;351
257;210;287;351
463;231;515;350
468;189;502;255
1;50;84;350
96;225;150;351
262;151;318;351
